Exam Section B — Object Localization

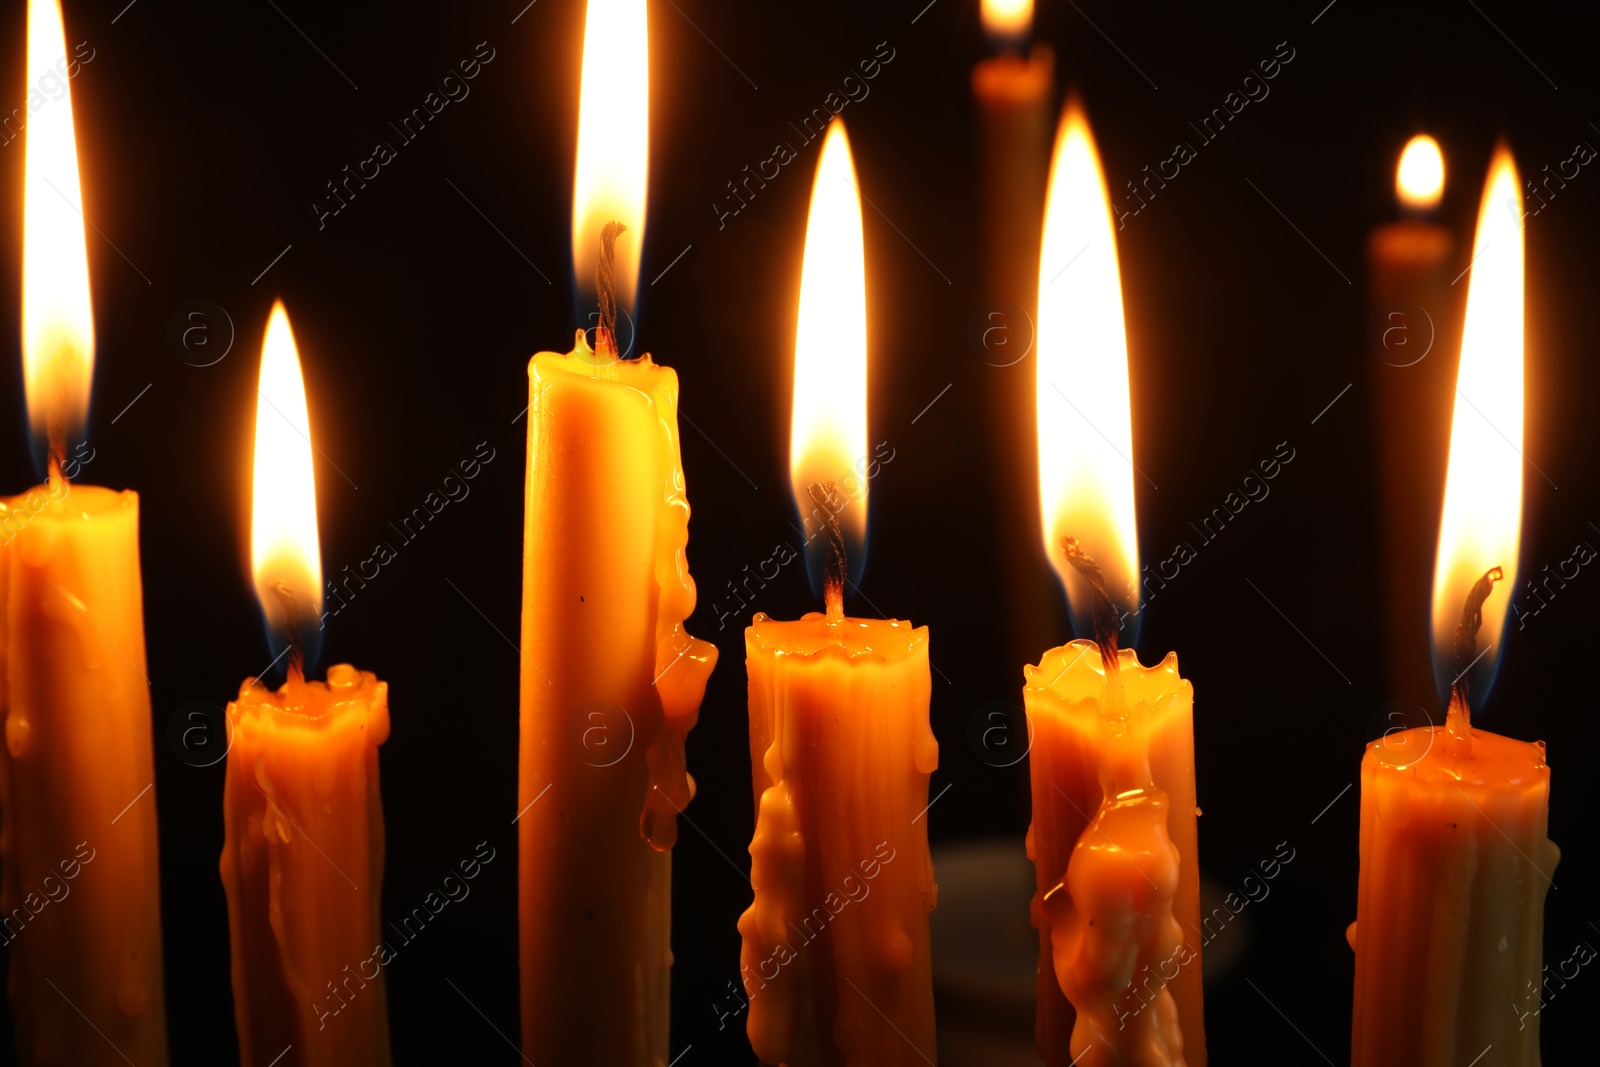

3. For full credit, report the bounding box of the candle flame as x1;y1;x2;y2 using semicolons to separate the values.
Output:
572;0;649;321
1431;145;1523;704
791;119;869;589
1036;100;1140;638
21;0;94;471
982;0;1033;45
251;302;323;668
1397;134;1445;212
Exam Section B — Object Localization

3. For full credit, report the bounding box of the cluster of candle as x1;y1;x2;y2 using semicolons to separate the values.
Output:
0;1;1557;1066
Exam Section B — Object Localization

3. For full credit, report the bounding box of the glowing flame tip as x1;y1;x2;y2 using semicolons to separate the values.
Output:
982;0;1034;45
1397;134;1445;212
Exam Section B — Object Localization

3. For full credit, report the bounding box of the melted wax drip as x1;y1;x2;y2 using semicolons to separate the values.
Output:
638;359;717;851
1047;539;1188;1066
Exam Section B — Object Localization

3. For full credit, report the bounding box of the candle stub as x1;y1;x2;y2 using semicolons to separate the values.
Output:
220;665;392;1067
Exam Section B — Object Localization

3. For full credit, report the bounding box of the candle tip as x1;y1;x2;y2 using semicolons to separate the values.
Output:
1061;536;1121;677
808;481;847;622
596;219;628;359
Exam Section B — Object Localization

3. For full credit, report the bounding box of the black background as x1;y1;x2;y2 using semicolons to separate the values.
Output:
1;0;1597;1063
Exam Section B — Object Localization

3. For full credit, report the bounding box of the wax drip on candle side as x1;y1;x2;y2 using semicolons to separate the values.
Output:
809;481;847;625
1043;536;1188;1067
638;357;718;852
1444;565;1503;746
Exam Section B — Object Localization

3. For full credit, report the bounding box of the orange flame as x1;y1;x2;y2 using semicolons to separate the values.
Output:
572;0;649;317
982;0;1033;44
1397;134;1445;212
1431;145;1523;696
21;0;94;463
1036;101;1140;632
790;120;869;557
250;302;323;647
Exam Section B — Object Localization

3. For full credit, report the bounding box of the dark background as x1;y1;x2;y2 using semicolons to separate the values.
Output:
1;0;1597;1063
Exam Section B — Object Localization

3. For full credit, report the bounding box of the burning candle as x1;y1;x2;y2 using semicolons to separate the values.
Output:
1368;134;1452;307
1023;101;1206;1067
1350;145;1558;1067
972;0;1054;313
518;0;716;1061
972;0;1057;677
1370;134;1461;712
737;118;939;1067
219;303;392;1067
0;1;169;1062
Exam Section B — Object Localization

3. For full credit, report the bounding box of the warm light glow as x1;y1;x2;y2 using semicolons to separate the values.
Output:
790;120;869;552
1431;146;1523;696
1397;134;1445;211
572;0;649;318
21;0;94;460
1036;100;1140;632
251;302;324;643
982;0;1033;43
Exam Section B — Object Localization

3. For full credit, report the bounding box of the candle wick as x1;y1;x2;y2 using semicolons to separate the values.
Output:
807;481;847;623
271;580;306;689
45;407;66;484
45;451;66;495
1447;565;1503;738
1061;536;1121;679
596;219;627;359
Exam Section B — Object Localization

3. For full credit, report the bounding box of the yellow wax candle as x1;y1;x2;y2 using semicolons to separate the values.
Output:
1350;724;1554;1067
740;613;938;1067
221;667;391;1067
1025;102;1206;1066
518;334;715;1065
0;481;169;1067
1024;641;1202;1067
1351;145;1557;1067
0;2;168;1062
520;3;715;1059
220;302;392;1067
737;117;938;1066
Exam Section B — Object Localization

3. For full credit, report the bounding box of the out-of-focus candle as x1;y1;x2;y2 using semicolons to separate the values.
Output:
1369;133;1461;712
1023;101;1205;1067
973;0;1057;676
1351;145;1558;1067
0;3;168;1063
973;0;1054;313
737;119;938;1067
519;1;716;1062
219;303;392;1067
